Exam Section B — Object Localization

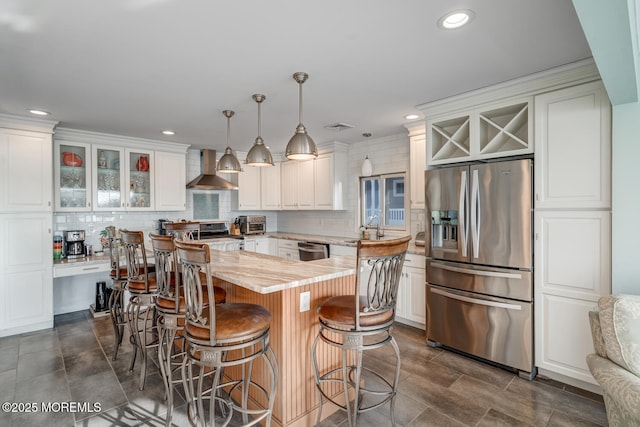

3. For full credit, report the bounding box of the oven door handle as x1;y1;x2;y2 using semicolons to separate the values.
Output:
429;262;522;279
430;287;522;311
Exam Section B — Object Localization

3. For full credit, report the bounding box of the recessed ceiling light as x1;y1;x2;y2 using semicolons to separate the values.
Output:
438;10;474;30
162;130;175;135
28;109;50;116
405;114;420;120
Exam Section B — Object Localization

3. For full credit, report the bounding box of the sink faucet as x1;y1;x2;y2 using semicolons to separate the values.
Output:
366;215;384;239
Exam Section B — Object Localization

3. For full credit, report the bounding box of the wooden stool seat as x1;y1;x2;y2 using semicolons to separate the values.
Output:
318;295;395;328
127;273;158;292
185;303;272;342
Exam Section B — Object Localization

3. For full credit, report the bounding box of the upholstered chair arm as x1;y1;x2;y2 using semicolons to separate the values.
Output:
589;310;607;358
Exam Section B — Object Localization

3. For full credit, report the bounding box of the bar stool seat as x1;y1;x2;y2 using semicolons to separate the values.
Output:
185;303;272;342
318;295;395;327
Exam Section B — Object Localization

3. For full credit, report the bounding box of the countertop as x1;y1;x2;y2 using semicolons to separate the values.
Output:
209;250;355;294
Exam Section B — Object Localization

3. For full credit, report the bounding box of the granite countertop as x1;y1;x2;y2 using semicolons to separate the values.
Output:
209;250;356;294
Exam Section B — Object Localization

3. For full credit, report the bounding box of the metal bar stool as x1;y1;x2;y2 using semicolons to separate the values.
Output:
121;229;158;391
175;240;278;427
311;235;410;427
164;221;201;241
150;233;226;427
106;226;128;361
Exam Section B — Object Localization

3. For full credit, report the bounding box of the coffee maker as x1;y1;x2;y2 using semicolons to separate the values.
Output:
64;230;86;259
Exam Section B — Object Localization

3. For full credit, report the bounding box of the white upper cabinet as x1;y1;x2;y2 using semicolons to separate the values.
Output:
0;128;53;212
53;128;188;212
155;150;186;211
534;81;611;209
281;143;346;211
236;163;262;210
261;162;281;210
426;97;533;165
406;124;426;209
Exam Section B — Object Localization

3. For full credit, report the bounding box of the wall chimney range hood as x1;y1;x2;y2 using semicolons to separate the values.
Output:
186;149;239;190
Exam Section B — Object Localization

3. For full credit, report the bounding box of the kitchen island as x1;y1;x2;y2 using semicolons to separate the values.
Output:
206;249;356;427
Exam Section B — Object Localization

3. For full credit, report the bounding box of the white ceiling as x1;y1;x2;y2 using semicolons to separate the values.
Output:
0;0;592;153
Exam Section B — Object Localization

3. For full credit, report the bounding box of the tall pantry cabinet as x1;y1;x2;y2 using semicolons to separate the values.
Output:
0;114;58;337
534;80;611;388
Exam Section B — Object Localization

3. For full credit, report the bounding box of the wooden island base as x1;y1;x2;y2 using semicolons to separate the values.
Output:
217;273;355;427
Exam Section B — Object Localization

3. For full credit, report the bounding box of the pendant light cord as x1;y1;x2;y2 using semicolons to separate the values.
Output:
298;81;303;126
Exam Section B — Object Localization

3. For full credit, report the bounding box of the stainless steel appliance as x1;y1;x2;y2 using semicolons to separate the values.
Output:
198;221;245;250
298;242;329;261
238;215;266;235
424;157;535;379
64;230;86;259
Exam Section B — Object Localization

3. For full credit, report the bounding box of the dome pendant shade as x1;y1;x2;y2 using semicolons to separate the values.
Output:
361;155;373;177
246;94;274;166
217;110;242;173
285;72;318;160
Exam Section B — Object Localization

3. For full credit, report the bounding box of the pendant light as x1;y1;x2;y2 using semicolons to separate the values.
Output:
216;110;242;173
361;155;373;177
285;72;318;160
245;94;274;166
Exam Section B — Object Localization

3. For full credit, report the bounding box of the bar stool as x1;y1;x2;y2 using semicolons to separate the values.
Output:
121;229;158;391
164;221;200;240
175;240;278;427
106;226;128;361
311;235;410;427
150;233;226;427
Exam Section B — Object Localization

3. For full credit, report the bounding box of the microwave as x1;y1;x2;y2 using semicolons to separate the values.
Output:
239;215;266;235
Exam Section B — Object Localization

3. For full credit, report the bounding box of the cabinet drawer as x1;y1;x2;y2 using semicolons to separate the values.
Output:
404;253;425;269
54;261;110;278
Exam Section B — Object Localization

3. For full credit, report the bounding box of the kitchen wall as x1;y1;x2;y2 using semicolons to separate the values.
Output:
53;130;422;245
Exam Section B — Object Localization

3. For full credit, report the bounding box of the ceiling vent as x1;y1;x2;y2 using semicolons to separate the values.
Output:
324;122;355;131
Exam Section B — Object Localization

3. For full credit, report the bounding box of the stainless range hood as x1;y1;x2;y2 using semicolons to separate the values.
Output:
186;149;239;190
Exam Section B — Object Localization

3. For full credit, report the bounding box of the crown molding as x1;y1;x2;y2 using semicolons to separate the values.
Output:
0;113;58;133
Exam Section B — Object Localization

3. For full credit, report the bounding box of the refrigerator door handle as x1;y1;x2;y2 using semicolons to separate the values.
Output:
459;170;468;257
470;168;481;258
429;261;523;279
431;287;522;311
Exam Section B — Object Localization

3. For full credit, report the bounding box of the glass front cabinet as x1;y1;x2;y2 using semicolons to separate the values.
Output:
54;141;92;211
125;149;154;210
92;145;125;211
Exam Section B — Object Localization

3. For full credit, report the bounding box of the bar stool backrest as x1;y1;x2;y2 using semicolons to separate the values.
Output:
354;236;411;331
120;229;152;292
164;221;200;241
174;240;217;344
150;234;180;312
106;226;124;280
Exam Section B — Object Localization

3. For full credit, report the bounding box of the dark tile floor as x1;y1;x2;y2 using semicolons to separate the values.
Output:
0;311;607;426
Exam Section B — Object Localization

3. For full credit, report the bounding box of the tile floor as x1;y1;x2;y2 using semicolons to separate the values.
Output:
0;311;607;426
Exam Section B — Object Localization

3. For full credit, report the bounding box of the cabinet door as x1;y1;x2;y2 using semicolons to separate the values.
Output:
125;149;154;210
92;145;125;211
155;151;186;211
244;238;257;252
54;140;92;211
314;154;333;209
238;165;261;210
297;159;315;209
0;129;52;212
0;213;53;334
261;163;281;210
534;81;611;209
255;237;270;254
409;130;426;209
280;161;298;210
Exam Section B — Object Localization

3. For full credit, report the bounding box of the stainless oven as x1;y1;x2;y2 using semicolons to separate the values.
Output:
238;215;266;235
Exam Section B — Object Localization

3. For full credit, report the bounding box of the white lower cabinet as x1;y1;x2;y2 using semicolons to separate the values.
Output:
277;239;299;261
254;237;270;254
329;244;356;258
534;210;611;386
396;253;426;327
0;213;53;336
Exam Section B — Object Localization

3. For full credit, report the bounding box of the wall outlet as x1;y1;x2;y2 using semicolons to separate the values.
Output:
300;291;311;312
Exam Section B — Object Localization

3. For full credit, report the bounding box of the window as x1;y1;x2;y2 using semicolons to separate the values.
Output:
360;173;406;230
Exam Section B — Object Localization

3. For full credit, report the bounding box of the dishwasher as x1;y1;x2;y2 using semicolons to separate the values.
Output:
298;242;329;261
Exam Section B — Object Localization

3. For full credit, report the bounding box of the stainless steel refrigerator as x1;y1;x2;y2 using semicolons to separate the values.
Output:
425;157;535;379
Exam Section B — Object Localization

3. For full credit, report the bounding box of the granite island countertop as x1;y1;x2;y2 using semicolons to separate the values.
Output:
264;232;426;255
209;249;355;294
